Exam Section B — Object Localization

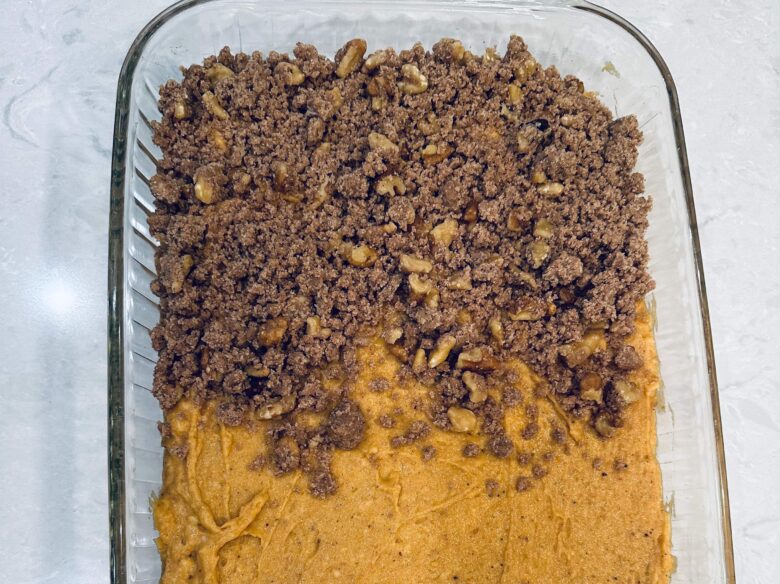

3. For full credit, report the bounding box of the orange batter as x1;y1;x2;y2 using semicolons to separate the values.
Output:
154;304;672;583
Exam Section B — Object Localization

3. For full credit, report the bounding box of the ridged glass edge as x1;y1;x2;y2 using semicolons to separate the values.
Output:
106;1;736;582
109;3;205;580
573;6;735;581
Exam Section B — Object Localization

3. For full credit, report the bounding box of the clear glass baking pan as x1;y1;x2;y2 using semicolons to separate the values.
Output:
107;1;735;582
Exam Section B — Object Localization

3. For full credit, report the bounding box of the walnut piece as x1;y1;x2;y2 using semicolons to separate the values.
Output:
446;271;472;291
463;371;487;404
398;64;428;95
363;49;389;72
559;330;606;367
344;244;378;267
205;63;234;84
257;395;296;420
430;219;459;247
579;372;604;402
508;84;523;105
376;175;406;196
202;91;228;120
456;347;500;372
408;273;433;297
336;39;367;78
530;240;551;268
613;380;641;405
170;255;194;294
533;218;554;238
448;407;477;433
194;175;216;204
399;254;433;274
421;143;453;165
258;318;288;347
306;316;332;339
275;62;305;86
173;100;191;120
429;335;456;368
508;297;547;321
368;132;399;157
538;182;564;197
488;316;504;343
209;129;228;153
514;58;538;83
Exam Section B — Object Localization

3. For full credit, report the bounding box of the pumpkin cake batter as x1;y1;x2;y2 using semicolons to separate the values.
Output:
148;37;672;583
154;304;672;583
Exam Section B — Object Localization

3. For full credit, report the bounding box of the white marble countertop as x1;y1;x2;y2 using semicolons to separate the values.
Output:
0;1;777;582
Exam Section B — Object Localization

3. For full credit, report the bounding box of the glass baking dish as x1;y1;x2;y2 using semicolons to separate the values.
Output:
107;1;735;582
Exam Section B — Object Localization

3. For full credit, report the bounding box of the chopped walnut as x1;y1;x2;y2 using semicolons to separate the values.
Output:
579;372;604;402
429;335;456;368
201;91;228;120
368;132;399;157
258;318;288;347
344;244;378;267
363;49;389;72
275;62;305;86
514;58;538;83
430;219;459;247
448;406;477;433
508;84;523;105
538;182;564;197
193;174;216;204
399;254;433;274
421;143;453;165
376;174;406;196
205;63;234;84
533;218;554;239
559;331;606;367
488;317;504;343
408;273;433;298
456;347;500;372
173;100;191;120
508;297;547;321
613;380;641;405
463;371;488;404
256;395;296;419
529;240;551;268
336;39;367;78
398;64;428;95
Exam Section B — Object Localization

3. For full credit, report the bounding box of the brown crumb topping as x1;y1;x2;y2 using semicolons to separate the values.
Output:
368;378;391;392
326;399;366;450
157;421;172;440
390;420;431;448
487;433;514;458
169;444;189;460
150;36;652;495
613;458;629;472
309;468;337;498
421;445;437;462
485;479;501;497
462;443;480;458
515;476;532;492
